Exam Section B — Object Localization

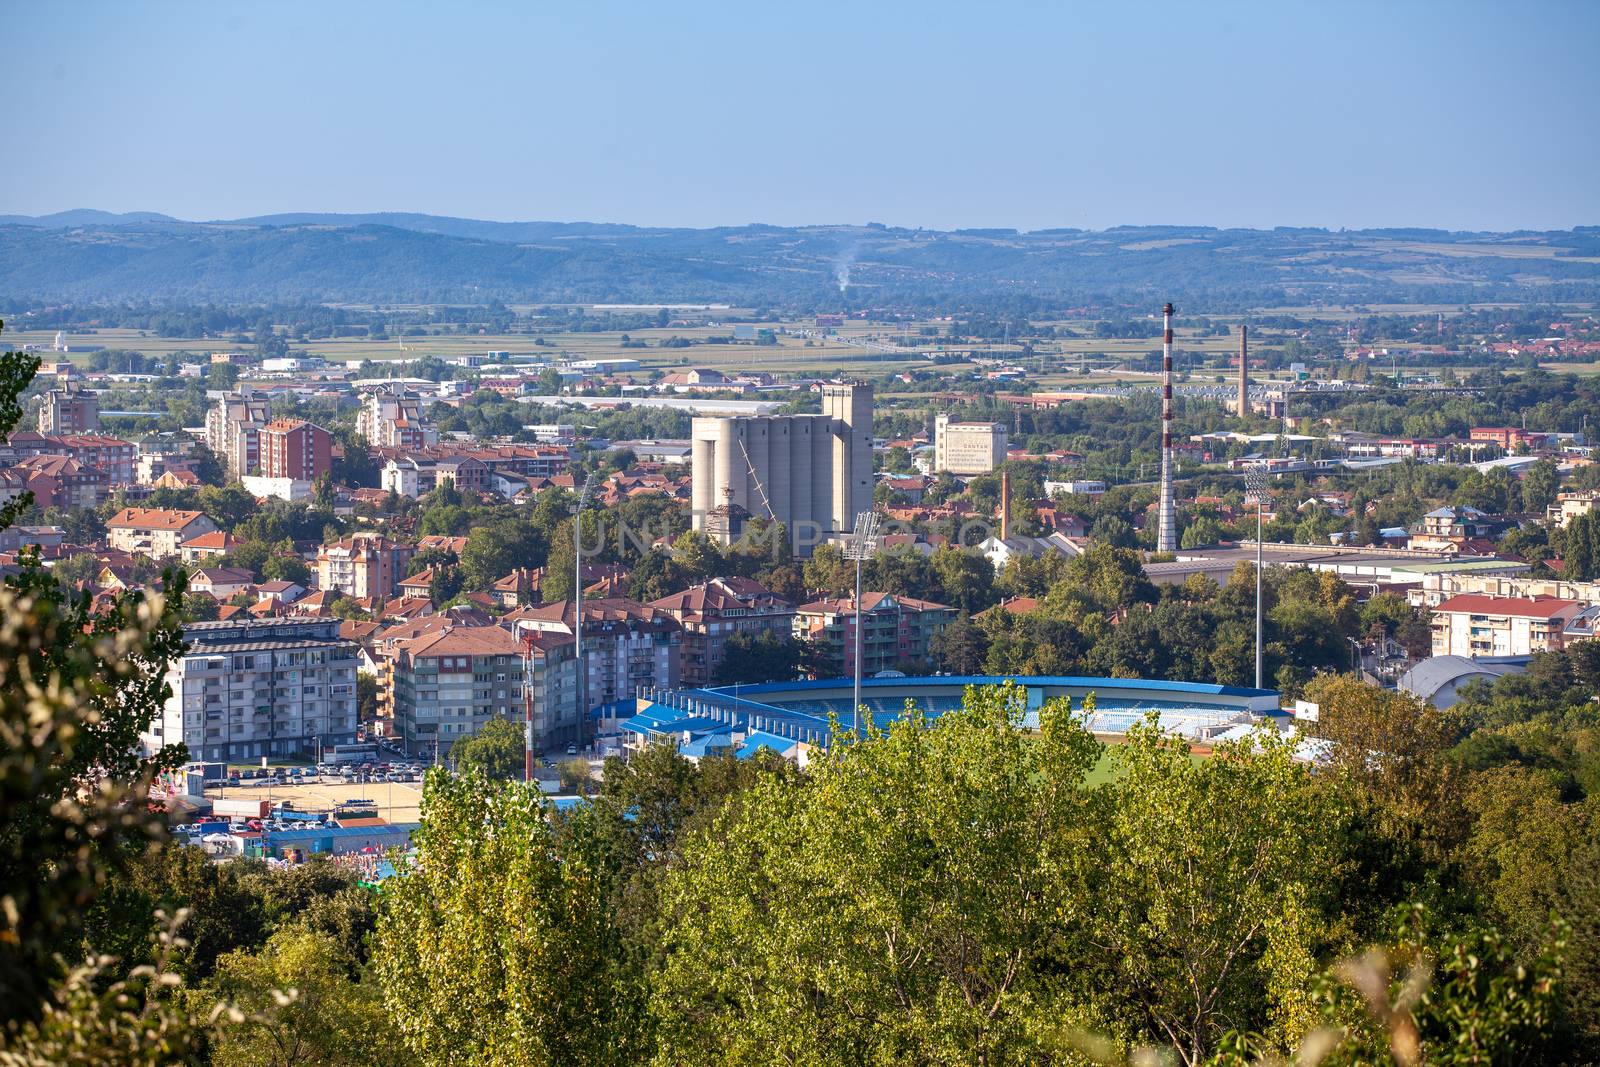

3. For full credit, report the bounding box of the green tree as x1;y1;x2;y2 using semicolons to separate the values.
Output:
374;771;640;1066
459;520;539;591
931;614;990;674
652;685;1105;1065
930;543;995;614
260;542;311;585
709;629;801;686
449;716;525;780
1520;459;1561;517
197;927;409;1067
1092;720;1349;1062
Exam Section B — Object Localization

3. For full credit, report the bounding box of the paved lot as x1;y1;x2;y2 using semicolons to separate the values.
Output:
207;778;425;823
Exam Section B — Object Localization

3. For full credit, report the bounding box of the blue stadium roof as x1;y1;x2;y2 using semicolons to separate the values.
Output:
622;674;1280;754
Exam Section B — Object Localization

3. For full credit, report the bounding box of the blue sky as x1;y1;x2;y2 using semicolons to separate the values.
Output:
6;0;1598;231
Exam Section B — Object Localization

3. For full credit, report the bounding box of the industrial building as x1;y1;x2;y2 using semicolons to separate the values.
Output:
690;381;873;554
933;414;1008;475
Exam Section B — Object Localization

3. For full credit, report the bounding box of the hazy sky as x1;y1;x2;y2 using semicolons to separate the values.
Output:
6;0;1598;231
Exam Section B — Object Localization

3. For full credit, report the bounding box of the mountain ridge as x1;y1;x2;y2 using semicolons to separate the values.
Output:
2;212;1597;308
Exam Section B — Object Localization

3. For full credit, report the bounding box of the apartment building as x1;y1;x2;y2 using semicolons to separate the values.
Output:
1548;490;1600;528
357;390;437;449
11;454;108;509
649;577;795;686
142;618;360;762
933;414;1008;475
793;592;956;677
505;598;682;713
260;418;334;481
391;625;578;757
37;384;99;434
206;390;272;477
1429;594;1585;658
106;507;218;557
52;434;136;484
381;454;489;499
316;532;414;600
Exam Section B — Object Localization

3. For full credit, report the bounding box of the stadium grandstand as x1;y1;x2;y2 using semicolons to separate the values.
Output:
612;675;1281;763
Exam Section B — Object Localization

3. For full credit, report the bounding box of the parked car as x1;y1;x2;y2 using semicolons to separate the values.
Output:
566;744;578;756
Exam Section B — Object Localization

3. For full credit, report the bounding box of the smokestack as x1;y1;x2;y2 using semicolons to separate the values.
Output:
1000;468;1011;541
1237;324;1249;418
1157;302;1178;554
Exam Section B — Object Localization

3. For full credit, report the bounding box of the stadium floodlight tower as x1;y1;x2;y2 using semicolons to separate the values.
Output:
843;509;881;736
1243;465;1269;690
572;471;597;752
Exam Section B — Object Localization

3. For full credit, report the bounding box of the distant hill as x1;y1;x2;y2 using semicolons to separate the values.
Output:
1;212;1597;308
0;209;181;228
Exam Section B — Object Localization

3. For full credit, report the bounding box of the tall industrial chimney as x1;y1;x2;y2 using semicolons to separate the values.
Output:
999;468;1011;542
1157;302;1178;553
1236;324;1249;418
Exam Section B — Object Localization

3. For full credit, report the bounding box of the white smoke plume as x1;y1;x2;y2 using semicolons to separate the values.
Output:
833;244;858;293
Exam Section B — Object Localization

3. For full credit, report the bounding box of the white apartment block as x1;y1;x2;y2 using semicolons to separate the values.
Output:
143;618;360;762
205;390;271;477
933;414;1008;475
1548;490;1600;528
1429;594;1585;658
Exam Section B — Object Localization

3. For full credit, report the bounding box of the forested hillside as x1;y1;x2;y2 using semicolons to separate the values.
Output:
3;215;1597;308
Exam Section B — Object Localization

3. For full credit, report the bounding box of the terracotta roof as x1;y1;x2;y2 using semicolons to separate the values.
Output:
401;624;524;658
648;577;789;617
190;567;255;585
108;507;207;531
182;530;236;549
974;596;1040;619
417;535;468;554
16;454;90;477
1433;594;1583;619
795;592;953;615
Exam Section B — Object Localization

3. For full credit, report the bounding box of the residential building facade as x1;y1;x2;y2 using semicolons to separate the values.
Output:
1548;490;1600;528
506;598;682;713
37;385;100;434
206;390;272;477
1429;594;1585;658
106;507;218;557
260;418;333;481
142;618;360;762
357;390;437;449
316;532;414;600
391;626;550;757
793;592;956;677
648;577;795;686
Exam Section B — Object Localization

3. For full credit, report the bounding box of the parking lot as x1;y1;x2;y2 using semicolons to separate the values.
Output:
207;776;427;823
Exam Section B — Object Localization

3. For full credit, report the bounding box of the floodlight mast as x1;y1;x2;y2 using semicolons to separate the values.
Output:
1244;466;1269;690
573;472;596;754
843;510;881;737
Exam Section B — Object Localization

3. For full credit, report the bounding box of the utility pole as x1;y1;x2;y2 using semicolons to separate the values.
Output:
1245;466;1269;690
843;510;880;737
